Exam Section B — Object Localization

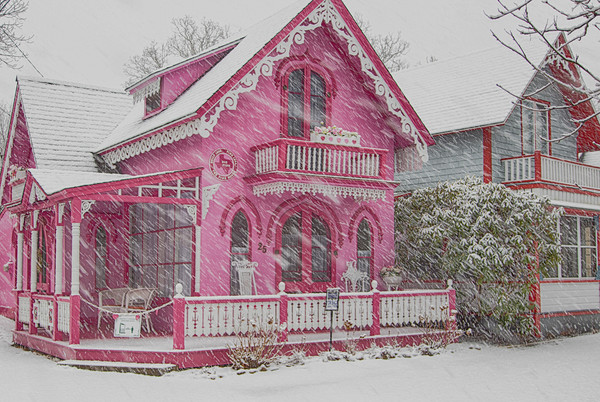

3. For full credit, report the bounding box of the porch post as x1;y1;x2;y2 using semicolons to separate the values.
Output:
30;210;39;293
16;215;24;291
173;283;185;350
194;215;201;295
278;282;288;342
15;215;24;331
370;280;380;336
54;203;64;295
69;199;81;345
446;279;458;332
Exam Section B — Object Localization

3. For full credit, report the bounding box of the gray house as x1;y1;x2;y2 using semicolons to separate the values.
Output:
394;37;600;336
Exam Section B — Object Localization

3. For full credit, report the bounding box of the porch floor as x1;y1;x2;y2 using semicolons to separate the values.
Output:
13;326;436;369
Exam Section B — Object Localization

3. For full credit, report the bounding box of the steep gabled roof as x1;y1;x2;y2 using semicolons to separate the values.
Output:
393;40;549;135
97;0;432;164
16;76;132;171
98;0;312;153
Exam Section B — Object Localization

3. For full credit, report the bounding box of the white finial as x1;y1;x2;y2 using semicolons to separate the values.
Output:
447;279;453;289
278;282;286;293
175;283;184;297
371;280;378;291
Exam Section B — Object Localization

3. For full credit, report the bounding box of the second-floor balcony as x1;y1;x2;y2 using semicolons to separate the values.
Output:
248;138;392;200
502;151;600;197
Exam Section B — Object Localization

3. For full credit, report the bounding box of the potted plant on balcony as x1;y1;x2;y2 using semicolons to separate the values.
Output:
310;126;361;147
379;265;404;290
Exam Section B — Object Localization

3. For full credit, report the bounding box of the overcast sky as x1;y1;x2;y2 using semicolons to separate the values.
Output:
0;0;597;105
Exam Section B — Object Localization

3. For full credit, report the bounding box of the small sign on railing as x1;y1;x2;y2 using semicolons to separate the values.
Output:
325;288;340;311
113;314;142;338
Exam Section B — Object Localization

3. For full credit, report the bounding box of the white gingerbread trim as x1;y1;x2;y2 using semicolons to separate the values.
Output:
202;183;221;219
57;203;66;225
102;0;428;166
252;181;385;200
0;93;22;203
81;200;96;218
132;78;161;104
28;183;47;204
184;204;198;223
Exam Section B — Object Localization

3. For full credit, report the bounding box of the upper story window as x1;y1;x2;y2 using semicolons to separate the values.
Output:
285;66;329;138
145;91;161;114
521;99;550;155
548;215;598;279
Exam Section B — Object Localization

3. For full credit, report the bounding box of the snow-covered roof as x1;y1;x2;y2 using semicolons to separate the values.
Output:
98;0;312;152
29;169;131;196
393;40;549;135
17;76;132;171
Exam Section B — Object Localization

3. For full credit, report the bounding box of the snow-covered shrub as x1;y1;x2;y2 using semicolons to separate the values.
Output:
227;316;284;370
395;177;561;339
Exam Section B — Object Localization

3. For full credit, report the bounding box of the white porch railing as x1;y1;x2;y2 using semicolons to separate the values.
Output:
183;295;280;337
252;138;386;179
380;290;449;326
287;293;373;331
57;297;70;334
503;155;535;182
18;295;29;324
32;296;53;330
503;152;600;191
173;283;456;349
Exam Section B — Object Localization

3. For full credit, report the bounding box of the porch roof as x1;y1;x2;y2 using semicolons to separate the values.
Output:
9;167;203;213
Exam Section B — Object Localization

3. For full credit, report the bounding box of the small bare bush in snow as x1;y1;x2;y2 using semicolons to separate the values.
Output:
227;316;284;370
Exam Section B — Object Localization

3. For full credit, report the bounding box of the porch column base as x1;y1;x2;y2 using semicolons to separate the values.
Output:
69;295;80;345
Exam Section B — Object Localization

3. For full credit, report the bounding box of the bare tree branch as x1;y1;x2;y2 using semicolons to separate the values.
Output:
355;14;410;72
123;41;169;86
166;16;230;59
0;0;30;69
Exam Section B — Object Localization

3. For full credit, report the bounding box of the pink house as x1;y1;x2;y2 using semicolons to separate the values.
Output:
0;0;454;367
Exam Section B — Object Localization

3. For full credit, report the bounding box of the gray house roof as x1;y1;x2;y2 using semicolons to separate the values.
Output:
17;76;132;171
393;40;548;135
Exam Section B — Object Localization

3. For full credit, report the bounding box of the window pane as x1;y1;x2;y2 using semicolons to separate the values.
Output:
288;69;304;93
311;216;331;282
142;232;158;265
522;102;535;154
536;105;549;154
282;214;302;282
146;92;161;113
310;72;326;130
581;248;597;278
560;216;578;246
357;220;371;253
561;247;578;278
143;266;157;289
175;227;193;263
95;227;107;289
175;205;193;228
580;217;596;247
310;72;325;96
231;212;249;250
288;93;304;137
157;265;172;297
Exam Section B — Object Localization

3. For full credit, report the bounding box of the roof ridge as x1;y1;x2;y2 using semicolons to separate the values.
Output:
18;75;128;95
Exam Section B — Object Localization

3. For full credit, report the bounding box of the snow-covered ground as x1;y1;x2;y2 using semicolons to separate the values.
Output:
1;316;599;402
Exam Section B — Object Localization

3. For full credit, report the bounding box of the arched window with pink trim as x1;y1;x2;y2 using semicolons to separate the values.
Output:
357;219;372;291
230;211;250;295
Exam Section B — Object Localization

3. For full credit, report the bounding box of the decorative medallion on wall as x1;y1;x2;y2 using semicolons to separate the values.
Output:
209;148;238;181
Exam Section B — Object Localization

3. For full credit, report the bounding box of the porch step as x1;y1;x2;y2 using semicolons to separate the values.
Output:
57;360;177;376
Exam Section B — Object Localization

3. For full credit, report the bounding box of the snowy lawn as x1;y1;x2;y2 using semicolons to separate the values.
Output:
1;316;599;402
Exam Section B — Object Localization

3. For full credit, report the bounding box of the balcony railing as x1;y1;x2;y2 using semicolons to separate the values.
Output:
503;151;600;191
252;138;387;180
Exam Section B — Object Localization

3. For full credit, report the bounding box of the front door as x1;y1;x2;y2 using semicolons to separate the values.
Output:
279;211;333;293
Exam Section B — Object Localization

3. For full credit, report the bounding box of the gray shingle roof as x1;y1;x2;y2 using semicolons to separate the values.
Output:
392;40;549;135
18;76;132;171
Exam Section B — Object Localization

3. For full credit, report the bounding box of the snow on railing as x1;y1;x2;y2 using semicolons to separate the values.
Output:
253;139;385;179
